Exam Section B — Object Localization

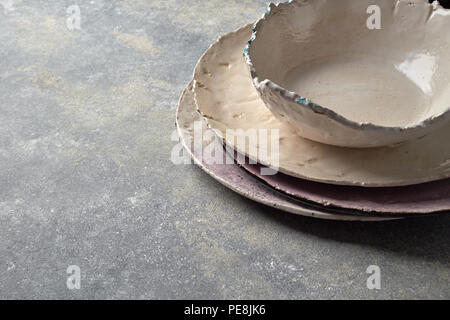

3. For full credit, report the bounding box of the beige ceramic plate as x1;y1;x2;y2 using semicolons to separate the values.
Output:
193;24;450;187
177;82;396;221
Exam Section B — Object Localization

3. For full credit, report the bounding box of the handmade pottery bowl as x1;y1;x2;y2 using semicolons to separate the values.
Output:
245;0;450;148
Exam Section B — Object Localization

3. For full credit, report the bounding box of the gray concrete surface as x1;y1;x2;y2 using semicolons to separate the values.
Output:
0;0;448;300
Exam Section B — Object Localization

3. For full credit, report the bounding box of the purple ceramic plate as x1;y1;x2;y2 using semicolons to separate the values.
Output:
238;160;450;215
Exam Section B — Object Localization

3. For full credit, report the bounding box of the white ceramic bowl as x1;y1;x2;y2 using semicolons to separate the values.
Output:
245;0;450;148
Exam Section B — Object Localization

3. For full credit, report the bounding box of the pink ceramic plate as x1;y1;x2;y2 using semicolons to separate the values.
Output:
237;159;450;215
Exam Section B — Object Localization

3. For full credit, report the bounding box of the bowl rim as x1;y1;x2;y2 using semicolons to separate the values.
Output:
244;0;450;132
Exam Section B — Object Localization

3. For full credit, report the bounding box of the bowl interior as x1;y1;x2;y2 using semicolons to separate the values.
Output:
250;0;450;127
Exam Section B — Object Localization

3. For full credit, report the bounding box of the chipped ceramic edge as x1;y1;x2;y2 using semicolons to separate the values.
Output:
176;82;400;221
244;0;450;132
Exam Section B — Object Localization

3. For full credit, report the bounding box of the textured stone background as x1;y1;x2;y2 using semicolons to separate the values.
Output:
0;0;448;299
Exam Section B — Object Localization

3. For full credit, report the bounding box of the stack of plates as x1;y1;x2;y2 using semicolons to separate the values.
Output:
176;0;450;221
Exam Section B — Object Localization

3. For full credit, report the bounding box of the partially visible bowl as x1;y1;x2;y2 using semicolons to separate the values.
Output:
245;0;450;148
